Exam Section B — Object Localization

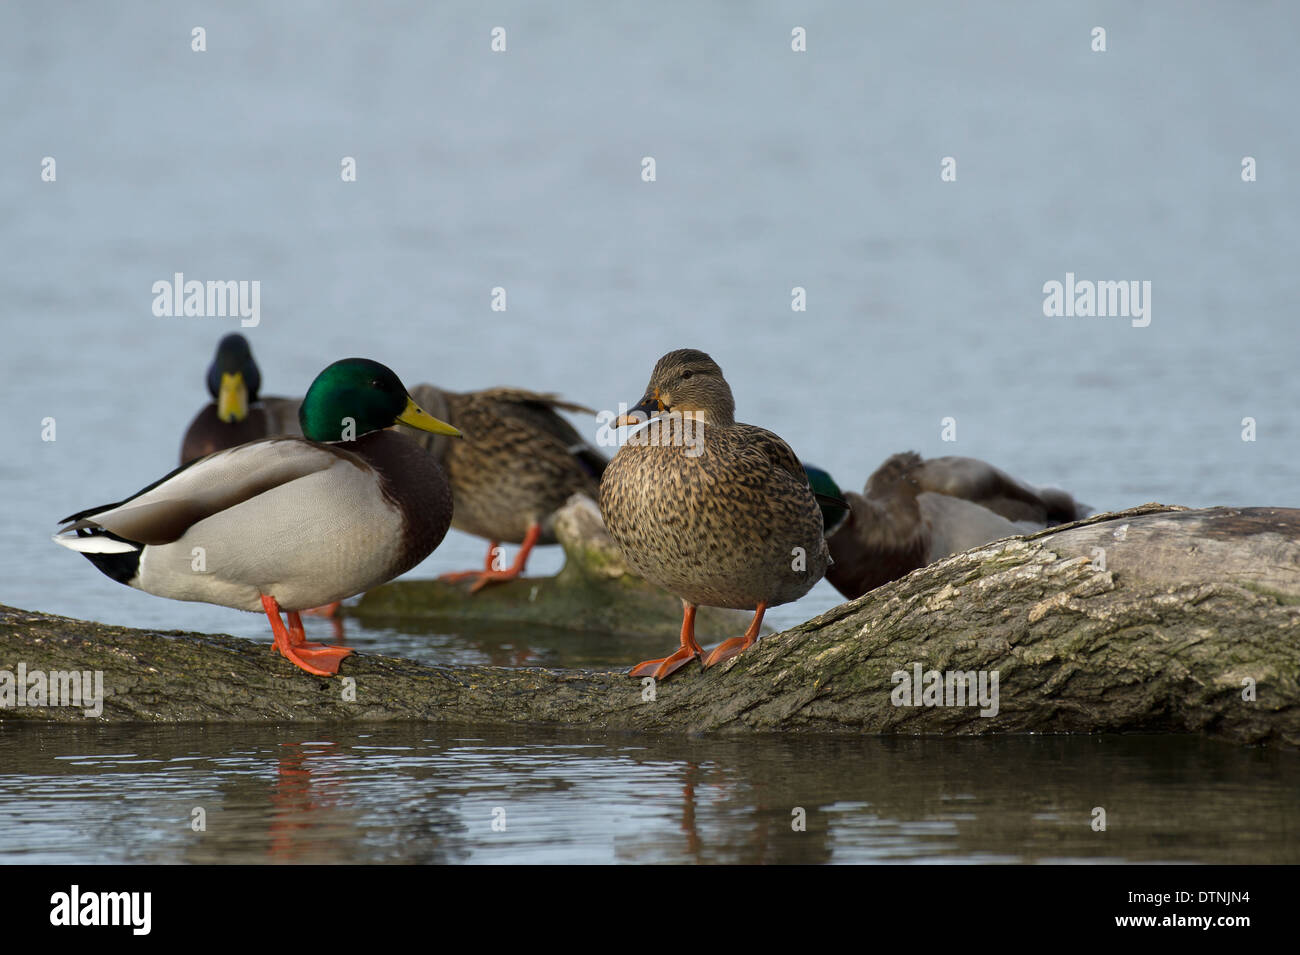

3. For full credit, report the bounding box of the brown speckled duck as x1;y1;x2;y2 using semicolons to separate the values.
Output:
599;349;830;679
180;334;301;464
398;384;607;592
804;453;1091;600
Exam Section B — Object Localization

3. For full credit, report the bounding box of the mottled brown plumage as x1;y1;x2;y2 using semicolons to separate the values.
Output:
599;349;829;677
398;384;606;588
824;452;1091;600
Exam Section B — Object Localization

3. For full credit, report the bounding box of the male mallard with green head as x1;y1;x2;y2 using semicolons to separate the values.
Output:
54;358;461;676
398;384;607;592
805;453;1090;600
180;333;301;464
599;349;830;679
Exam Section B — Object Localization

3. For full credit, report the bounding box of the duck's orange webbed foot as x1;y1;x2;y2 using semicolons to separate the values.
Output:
702;602;767;669
467;568;524;593
702;637;752;667
629;645;701;680
286;611;352;672
628;603;702;680
450;524;543;593
262;596;353;676
439;540;502;583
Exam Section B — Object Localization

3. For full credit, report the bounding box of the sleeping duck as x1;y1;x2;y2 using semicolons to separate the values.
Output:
805;453;1091;600
54;358;461;676
180;333;301;464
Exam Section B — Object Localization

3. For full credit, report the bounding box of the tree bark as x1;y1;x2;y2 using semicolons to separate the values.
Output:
3;504;1297;747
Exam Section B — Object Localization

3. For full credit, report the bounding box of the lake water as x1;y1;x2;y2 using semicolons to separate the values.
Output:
1;3;1297;863
3;725;1297;864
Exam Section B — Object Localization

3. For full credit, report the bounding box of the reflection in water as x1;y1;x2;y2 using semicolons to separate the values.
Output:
170;737;474;865
268;743;339;863
1;723;1295;864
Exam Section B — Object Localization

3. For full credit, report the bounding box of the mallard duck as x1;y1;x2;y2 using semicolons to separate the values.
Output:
180;333;302;464
54;358;461;676
598;349;830;679
805;453;1091;600
397;384;606;592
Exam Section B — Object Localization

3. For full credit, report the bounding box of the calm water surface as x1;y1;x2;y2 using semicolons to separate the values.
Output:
2;725;1297;865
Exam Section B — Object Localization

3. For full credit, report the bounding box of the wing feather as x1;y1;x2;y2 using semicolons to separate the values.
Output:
731;424;809;487
57;437;349;545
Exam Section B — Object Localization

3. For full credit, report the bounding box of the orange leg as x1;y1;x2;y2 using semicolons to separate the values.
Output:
262;595;291;645
630;603;703;680
438;542;500;583
703;602;767;668
302;601;341;618
261;595;353;676
285;611;354;668
325;615;346;644
295;608;351;647
445;523;543;594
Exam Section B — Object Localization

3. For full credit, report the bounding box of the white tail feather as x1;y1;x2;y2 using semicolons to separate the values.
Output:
51;532;138;554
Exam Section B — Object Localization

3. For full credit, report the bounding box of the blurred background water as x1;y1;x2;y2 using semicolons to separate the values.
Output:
1;2;1297;863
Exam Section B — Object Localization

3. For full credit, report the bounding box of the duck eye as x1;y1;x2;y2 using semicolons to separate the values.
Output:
682;371;693;380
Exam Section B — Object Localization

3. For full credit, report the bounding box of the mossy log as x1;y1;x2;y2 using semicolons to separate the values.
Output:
349;495;754;638
2;504;1298;747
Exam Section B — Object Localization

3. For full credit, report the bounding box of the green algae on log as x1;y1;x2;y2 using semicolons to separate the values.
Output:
2;504;1298;747
348;495;754;638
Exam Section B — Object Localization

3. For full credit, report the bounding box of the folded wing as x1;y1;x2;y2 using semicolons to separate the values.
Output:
56;437;346;546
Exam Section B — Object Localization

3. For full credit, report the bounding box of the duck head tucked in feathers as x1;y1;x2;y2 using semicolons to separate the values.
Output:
811;453;1091;600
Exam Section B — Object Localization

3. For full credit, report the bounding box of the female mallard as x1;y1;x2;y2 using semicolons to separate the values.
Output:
54;358;461;676
805;453;1090;600
398;384;606;592
599;349;830;679
180;333;302;464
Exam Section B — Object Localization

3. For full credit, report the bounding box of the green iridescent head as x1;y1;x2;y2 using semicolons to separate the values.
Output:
803;463;851;536
298;358;461;443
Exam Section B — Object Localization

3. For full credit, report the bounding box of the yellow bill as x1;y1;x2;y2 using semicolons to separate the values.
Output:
218;372;249;423
398;396;462;437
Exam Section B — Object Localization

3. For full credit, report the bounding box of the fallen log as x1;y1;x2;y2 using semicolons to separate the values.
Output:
2;504;1297;747
350;495;754;637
